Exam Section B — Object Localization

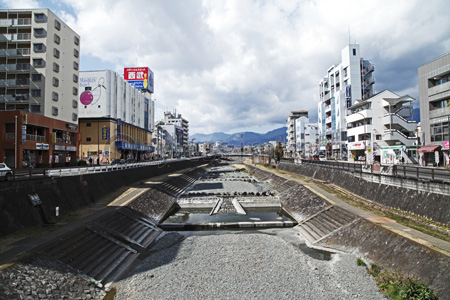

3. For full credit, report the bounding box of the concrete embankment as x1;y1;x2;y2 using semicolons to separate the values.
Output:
245;163;450;300
0;158;214;237
277;161;450;224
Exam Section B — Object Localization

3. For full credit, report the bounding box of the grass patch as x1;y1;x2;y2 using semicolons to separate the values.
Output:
368;265;437;300
356;257;367;267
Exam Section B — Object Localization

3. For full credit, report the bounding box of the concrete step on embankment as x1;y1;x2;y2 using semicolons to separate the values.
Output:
40;208;162;286
298;205;359;245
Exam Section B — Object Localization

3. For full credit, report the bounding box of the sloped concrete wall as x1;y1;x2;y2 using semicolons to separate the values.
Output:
247;163;450;299
319;219;450;300
0;158;213;237
278;162;450;224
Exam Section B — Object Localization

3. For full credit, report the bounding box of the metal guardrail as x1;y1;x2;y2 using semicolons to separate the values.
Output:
295;159;450;183
3;157;213;181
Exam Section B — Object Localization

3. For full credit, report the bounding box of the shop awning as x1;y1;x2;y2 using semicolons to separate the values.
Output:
418;145;441;153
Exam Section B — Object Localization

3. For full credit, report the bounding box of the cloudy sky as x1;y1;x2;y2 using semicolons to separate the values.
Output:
2;0;450;134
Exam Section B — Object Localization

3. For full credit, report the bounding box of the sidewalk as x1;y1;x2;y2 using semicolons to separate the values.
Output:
254;164;450;257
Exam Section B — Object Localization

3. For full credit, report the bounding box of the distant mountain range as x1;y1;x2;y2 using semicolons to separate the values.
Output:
191;127;287;146
193;107;421;146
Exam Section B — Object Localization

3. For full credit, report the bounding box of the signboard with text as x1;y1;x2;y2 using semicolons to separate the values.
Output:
124;67;154;93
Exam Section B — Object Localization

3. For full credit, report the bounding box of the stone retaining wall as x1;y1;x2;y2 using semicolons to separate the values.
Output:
0;158;213;237
319;218;450;299
248;163;450;299
277;161;450;224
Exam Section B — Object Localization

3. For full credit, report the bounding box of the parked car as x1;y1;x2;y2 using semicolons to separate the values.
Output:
111;159;125;165
0;163;13;181
318;154;327;161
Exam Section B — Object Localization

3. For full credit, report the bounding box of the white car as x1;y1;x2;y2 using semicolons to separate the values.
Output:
0;163;13;181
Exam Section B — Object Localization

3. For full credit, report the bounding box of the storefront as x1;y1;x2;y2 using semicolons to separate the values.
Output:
418;145;442;167
348;141;366;162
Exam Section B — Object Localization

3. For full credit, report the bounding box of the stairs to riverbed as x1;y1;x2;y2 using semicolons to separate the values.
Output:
297;206;359;245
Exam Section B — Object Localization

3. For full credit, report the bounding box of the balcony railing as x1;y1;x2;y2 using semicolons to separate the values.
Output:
0;48;30;56
26;134;46;142
0;63;31;72
4;133;46;142
2;33;32;41
0;78;30;87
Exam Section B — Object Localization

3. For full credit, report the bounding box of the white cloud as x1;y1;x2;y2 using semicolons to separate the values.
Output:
3;0;450;134
0;0;39;8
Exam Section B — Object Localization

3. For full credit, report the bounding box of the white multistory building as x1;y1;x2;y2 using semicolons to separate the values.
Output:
199;142;211;155
295;117;319;158
286;110;308;157
78;70;154;131
77;69;155;162
163;110;189;153
346;89;418;164
318;44;375;159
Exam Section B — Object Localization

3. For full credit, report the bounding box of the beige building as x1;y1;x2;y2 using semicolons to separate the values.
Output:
0;9;81;168
0;9;80;124
78;118;153;164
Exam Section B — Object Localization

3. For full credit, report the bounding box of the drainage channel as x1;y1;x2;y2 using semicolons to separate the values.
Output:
160;203;297;230
160;161;298;230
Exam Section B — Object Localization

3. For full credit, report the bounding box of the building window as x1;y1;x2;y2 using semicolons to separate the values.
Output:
52;106;58;116
73;61;79;70
33;43;45;52
74;49;79;58
54;34;60;44
53;62;59;72
430;121;449;142
72;113;78;121
33;58;44;67
31;73;42;81
52;92;59;101
55;20;61;30
34;28;45;37
31;105;41;112
73;100;78;108
53;77;59;87
353;48;356;56
73;74;78;83
344;67;348;77
74;36;80;45
86;123;91;127
86;137;91;142
73;87;78;95
31;90;41;97
34;13;46;22
53;48;60;58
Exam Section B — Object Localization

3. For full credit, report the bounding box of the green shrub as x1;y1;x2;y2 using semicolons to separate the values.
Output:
356;258;367;267
372;269;437;300
399;279;437;300
370;264;381;277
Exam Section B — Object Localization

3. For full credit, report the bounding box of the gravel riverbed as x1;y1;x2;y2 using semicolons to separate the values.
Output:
114;229;386;300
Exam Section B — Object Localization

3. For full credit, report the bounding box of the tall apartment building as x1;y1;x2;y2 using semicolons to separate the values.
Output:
418;52;450;167
78;70;155;163
318;44;375;159
0;9;80;168
286;110;308;157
